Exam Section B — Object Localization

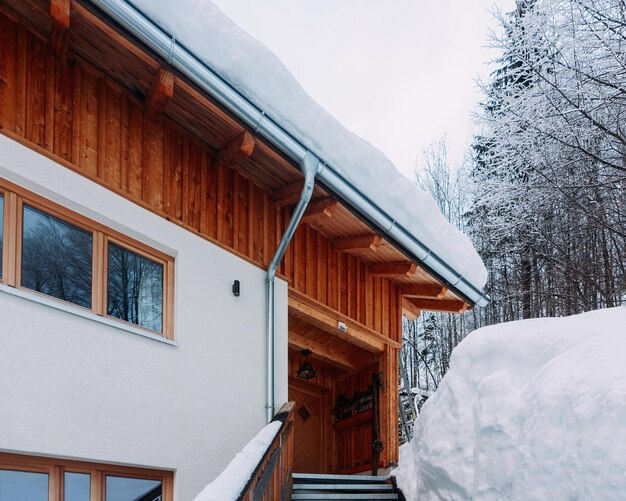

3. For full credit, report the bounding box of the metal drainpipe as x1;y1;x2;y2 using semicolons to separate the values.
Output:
265;151;319;422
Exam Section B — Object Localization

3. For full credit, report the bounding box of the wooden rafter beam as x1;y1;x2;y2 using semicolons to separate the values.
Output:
272;180;307;207
402;298;421;321
334;234;382;252
288;332;355;372
50;0;70;53
400;284;447;299
369;261;417;278
214;131;256;170
405;297;469;313
50;0;70;28
145;67;175;115
300;198;337;224
288;289;402;353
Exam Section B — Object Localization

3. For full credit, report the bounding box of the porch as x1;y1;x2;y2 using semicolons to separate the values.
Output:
286;288;401;476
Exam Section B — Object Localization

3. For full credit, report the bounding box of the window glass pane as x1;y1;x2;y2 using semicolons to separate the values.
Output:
22;205;93;308
0;194;4;279
107;242;163;332
0;469;48;501
64;472;90;501
105;476;162;501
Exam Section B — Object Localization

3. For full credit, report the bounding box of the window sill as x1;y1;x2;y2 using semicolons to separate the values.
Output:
0;282;177;347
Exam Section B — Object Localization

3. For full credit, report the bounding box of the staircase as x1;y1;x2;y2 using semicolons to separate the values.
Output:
291;473;401;500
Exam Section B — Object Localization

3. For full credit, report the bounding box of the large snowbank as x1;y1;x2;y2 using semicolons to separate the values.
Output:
394;306;626;500
129;0;487;288
193;421;281;501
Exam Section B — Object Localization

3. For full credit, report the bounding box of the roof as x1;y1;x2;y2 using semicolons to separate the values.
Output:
114;0;488;302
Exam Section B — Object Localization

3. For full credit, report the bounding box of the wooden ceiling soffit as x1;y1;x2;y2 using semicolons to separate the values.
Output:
300;198;337;225
400;284;447;299
404;297;469;314
369;261;417;278
214;131;256;170
71;2;159;70
288;289;401;353
145;67;175;115
288;332;355;372
334;234;382;252
50;0;69;53
402;298;421;321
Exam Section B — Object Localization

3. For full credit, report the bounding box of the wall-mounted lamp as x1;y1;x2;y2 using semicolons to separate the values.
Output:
297;349;316;380
232;280;240;297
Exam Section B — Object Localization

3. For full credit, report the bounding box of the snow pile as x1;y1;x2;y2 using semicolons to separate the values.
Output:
394;307;626;500
129;0;487;288
193;421;281;501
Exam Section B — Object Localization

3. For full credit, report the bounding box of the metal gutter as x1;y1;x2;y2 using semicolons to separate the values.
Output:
89;0;490;308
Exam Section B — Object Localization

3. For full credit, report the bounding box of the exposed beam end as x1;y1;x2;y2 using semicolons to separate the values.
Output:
401;284;447;299
214;131;256;170
301;198;337;224
405;297;468;313
145;68;175;115
369;261;417;278
50;0;70;29
334;234;382;252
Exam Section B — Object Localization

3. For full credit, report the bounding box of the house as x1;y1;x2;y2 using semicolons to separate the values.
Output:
0;0;488;499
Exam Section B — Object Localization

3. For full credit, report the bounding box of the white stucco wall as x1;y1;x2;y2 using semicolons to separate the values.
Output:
0;135;289;500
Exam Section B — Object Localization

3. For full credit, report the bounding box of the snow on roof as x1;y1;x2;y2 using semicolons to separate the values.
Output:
394;306;626;500
129;0;487;288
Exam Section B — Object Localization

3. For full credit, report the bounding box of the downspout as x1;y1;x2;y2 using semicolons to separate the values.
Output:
265;151;319;422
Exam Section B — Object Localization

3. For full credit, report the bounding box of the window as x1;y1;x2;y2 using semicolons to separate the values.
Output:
0;469;48;501
22;205;93;308
0;453;172;501
105;476;162;501
107;242;164;333
0;179;174;339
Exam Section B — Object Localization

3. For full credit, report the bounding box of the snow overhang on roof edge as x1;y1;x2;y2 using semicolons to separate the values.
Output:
88;0;490;307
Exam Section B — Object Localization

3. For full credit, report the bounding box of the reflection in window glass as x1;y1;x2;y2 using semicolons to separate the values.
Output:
105;476;162;501
64;472;90;501
0;469;49;501
0;194;3;279
22;205;92;308
107;242;163;332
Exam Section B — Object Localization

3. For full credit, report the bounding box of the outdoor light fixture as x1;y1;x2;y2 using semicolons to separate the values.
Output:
297;349;316;380
232;280;240;297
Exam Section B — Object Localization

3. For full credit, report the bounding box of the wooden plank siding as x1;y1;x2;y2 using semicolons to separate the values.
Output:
0;11;401;466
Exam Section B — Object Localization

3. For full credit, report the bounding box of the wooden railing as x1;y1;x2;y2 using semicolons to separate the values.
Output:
238;402;295;501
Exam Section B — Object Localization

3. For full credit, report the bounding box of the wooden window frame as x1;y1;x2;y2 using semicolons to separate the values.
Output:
0;451;174;501
0;178;175;340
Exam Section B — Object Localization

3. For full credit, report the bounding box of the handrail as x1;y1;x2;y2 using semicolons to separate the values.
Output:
238;401;295;501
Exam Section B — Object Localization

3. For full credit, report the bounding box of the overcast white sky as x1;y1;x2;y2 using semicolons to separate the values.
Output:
212;0;516;179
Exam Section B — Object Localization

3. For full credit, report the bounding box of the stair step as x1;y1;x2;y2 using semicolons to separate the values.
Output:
293;483;393;491
292;473;389;483
292;494;398;500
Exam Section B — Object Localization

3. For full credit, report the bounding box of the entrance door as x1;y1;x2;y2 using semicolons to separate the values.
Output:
289;383;325;473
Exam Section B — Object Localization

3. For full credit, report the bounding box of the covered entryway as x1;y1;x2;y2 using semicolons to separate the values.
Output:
287;288;398;474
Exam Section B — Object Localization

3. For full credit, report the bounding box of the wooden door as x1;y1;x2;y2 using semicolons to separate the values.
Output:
289;384;325;473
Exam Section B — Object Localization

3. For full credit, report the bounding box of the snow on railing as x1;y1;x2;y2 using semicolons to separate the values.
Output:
193;401;295;501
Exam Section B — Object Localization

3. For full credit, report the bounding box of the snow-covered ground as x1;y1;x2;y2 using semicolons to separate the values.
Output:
394;306;626;500
193;421;281;500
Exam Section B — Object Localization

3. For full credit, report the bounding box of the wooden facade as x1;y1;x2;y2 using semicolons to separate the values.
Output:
0;0;471;475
